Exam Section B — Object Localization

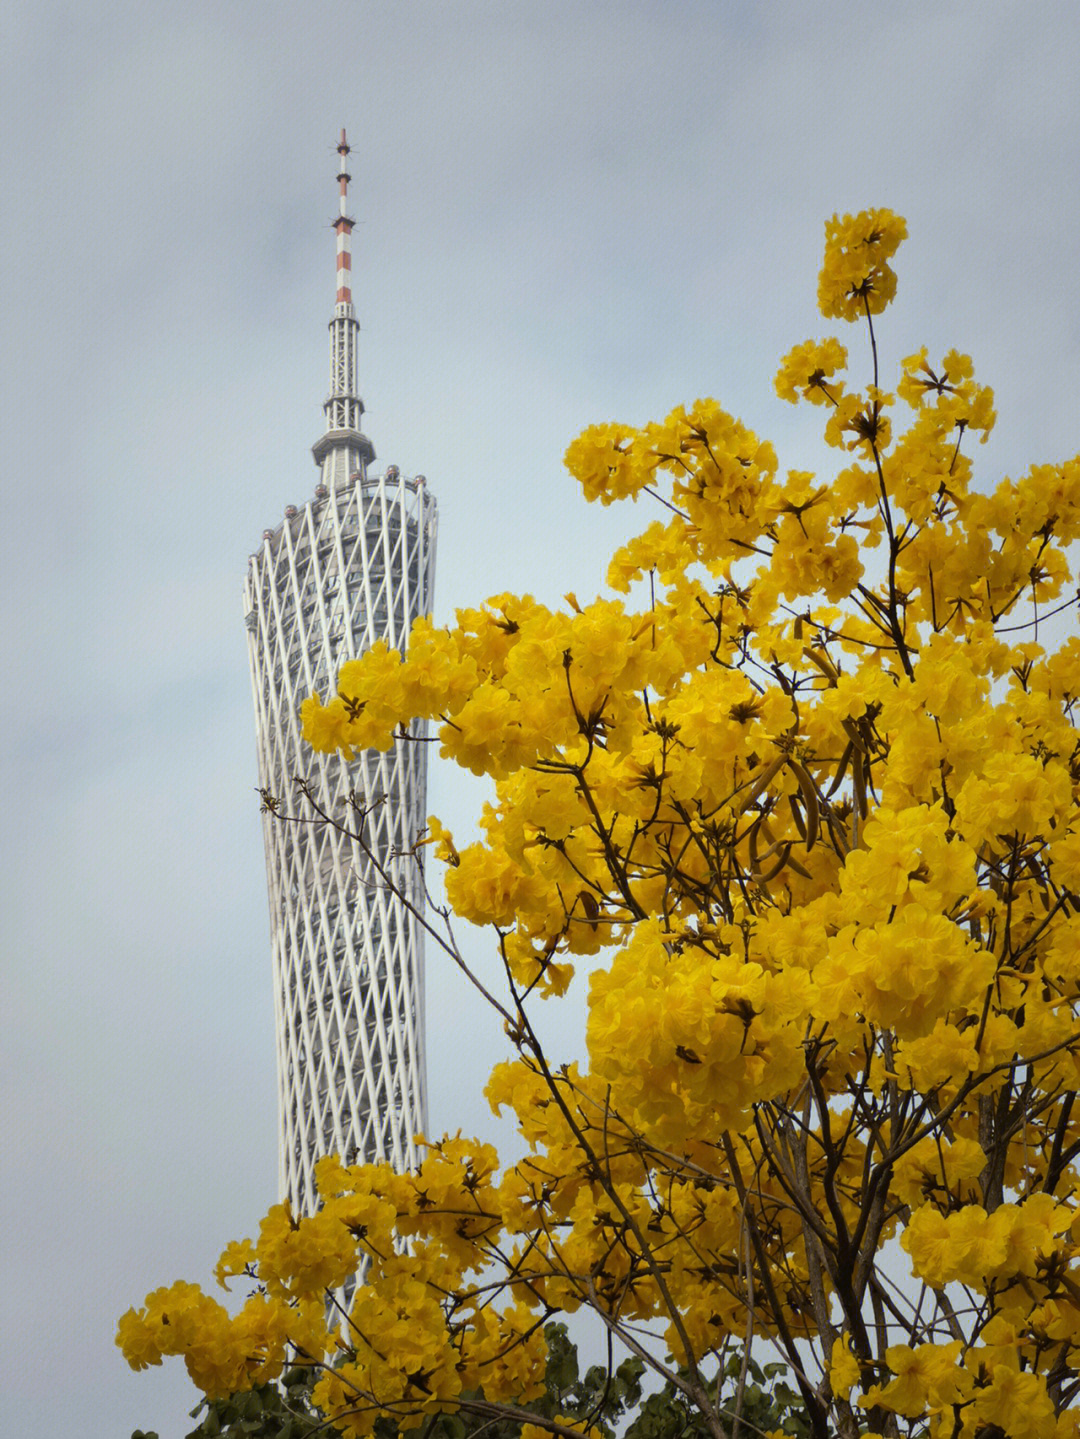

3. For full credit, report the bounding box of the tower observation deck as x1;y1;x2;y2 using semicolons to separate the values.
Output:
244;132;437;1215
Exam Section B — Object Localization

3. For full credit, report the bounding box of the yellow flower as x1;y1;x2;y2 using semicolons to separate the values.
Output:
901;1204;1007;1289
971;1366;1056;1439
565;422;652;504
115;1307;163;1371
828;1336;861;1399
775;337;848;404
860;1340;969;1418
214;1237;257;1290
300;693;359;760
818;208;908;321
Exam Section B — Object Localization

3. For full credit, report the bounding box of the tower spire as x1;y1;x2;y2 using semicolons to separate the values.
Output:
312;128;375;483
335;128;353;308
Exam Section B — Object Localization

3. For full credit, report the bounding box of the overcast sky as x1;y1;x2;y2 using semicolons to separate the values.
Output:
3;3;1079;1435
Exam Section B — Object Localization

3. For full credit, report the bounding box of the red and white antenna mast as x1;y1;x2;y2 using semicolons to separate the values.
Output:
335;127;354;308
313;128;375;482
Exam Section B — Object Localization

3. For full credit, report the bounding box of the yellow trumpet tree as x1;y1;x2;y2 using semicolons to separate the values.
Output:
120;211;1080;1439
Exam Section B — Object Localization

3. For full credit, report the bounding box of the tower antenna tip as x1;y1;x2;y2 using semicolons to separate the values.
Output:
339;128;349;152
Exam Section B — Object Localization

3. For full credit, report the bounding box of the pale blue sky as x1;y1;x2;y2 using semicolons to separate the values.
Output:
3;3;1079;1434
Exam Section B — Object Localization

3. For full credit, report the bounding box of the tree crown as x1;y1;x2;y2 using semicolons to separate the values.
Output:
121;210;1080;1439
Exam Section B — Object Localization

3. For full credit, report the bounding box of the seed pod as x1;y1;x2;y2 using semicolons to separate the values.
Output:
852;749;869;819
785;757;820;850
827;741;854;798
578;890;601;932
739;752;788;813
753;840;793;884
801;644;840;684
841;716;869;754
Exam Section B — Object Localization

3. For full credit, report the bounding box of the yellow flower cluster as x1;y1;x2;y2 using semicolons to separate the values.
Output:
123;211;1080;1439
817;207;908;321
774;337;848;405
115;1280;293;1399
902;1193;1071;1290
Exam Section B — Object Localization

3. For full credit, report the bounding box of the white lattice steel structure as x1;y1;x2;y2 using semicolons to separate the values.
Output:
244;132;437;1216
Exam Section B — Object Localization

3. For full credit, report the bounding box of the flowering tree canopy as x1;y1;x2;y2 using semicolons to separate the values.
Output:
120;211;1080;1439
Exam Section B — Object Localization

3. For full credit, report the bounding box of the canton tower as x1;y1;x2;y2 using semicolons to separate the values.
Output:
244;132;437;1216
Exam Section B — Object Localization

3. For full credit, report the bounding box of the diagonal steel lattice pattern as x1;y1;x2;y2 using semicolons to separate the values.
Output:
245;471;437;1215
